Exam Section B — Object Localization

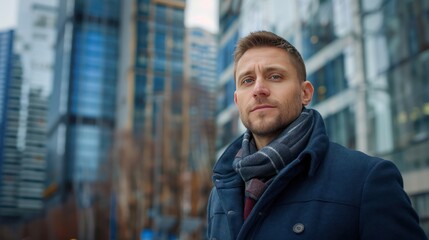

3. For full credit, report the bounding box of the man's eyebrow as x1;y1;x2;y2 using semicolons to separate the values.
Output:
236;70;253;82
265;65;288;73
236;65;289;81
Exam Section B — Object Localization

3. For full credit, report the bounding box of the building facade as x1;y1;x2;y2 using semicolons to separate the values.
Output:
181;26;218;237
0;30;14;164
0;0;57;219
0;29;15;218
115;0;187;237
216;0;242;157
216;0;429;235
185;27;217;170
46;0;120;238
360;0;429;233
47;0;119;193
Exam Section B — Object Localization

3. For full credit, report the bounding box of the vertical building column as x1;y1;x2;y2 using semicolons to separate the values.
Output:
351;0;368;153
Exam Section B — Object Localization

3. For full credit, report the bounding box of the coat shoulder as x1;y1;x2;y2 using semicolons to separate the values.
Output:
326;142;386;171
306;142;397;206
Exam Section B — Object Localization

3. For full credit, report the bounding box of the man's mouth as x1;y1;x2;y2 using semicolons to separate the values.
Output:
250;105;275;112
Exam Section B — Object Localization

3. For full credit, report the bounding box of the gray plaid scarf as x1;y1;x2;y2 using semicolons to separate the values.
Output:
233;108;315;202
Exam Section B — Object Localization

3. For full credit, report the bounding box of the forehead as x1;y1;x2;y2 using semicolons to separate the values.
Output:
236;47;294;73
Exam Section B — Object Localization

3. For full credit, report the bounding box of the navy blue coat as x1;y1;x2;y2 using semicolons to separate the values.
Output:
207;113;427;239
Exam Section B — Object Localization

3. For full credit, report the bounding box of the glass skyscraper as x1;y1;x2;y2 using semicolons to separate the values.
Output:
0;29;15;217
0;0;57;219
116;0;186;237
181;27;218;238
186;27;217;164
0;30;14;161
46;0;120;212
130;0;186;133
45;0;120;238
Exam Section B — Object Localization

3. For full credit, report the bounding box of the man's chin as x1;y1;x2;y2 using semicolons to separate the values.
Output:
247;122;283;137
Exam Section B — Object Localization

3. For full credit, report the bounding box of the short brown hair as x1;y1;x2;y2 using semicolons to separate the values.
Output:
234;31;307;82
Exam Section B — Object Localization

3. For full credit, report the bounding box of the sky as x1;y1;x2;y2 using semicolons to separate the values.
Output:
185;0;218;33
0;0;218;33
0;0;18;31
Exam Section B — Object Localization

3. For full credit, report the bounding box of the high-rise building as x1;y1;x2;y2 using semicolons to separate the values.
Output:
185;27;217;168
0;0;57;218
45;0;121;238
216;0;429;236
116;0;186;236
180;26;217;237
117;0;186;131
0;29;15;217
0;30;14;161
45;0;120;223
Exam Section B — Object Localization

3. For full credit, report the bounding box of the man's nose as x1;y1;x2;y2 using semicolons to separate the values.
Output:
252;78;270;97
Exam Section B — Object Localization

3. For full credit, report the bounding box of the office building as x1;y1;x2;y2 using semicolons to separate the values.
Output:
45;1;120;238
179;27;217;237
47;0;120;194
0;29;15;217
0;0;57;218
216;0;242;156
116;0;186;236
0;30;14;165
185;27;217;169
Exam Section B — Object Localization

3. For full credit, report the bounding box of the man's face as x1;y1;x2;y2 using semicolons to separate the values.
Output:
234;47;313;140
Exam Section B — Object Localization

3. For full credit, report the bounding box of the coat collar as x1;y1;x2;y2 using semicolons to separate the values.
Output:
301;109;329;176
213;108;329;182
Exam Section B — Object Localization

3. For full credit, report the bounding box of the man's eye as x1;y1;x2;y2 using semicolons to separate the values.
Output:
242;78;253;84
269;74;281;80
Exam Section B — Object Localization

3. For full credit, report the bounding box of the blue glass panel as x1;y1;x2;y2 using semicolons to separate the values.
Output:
225;79;235;107
69;125;103;181
172;8;184;26
155;32;166;49
135;75;147;95
153;54;166;72
155;4;167;22
154;76;164;92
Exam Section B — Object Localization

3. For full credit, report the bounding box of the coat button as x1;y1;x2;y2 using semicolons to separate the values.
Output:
293;223;305;234
227;210;235;215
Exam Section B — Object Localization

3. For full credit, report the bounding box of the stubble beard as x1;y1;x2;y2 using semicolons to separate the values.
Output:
241;112;286;139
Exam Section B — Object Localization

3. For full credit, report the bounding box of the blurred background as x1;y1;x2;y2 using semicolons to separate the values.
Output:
0;0;428;239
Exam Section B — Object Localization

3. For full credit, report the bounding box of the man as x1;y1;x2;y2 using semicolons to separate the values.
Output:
207;31;427;239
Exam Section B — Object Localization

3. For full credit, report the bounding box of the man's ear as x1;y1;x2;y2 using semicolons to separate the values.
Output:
301;80;314;106
234;91;238;105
